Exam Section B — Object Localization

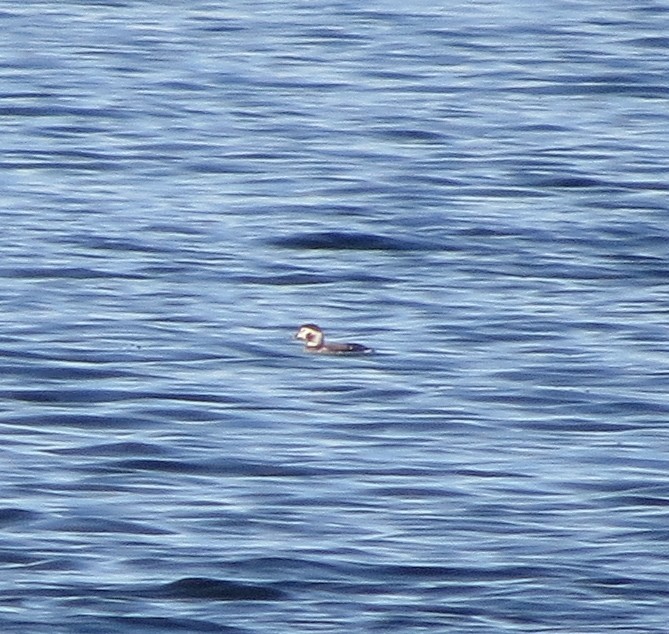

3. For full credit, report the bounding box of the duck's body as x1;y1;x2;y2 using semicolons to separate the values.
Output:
295;323;372;355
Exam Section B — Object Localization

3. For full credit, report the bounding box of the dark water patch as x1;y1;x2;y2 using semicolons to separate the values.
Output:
626;36;669;49
363;68;428;81
0;105;128;119
619;528;669;543
1;389;159;406
368;610;485;632
186;160;266;174
268;231;447;252
0;548;38;566
611;495;669;508
98;456;464;480
456;224;530;239
0;157;120;173
6;413;161;430
235;272;338;286
145;222;207;237
255;78;348;92
155;79;213;93
571;478;667;496
224;555;361;582
299;26;369;43
0;508;41;527
51;441;169;458
0;363;134;381
369;485;464;501
5;147;118;163
99;458;323;478
518;173;612;190
136;405;224;423
39;516;173;536
529;81;669;99
515;417;645;434
400;173;460;188
462;185;550;199
0;266;144;280
491;368;615;389
449;467;532;480
583;399;669;417
370;127;446;144
194;19;247;35
102;615;240;633
156;387;279;416
372;564;552;583
235;271;391;286
340;8;409;23
138;263;197;276
71;234;175;255
461;260;623;282
95;458;210;476
343;386;422;402
152;577;285;601
583;575;669;600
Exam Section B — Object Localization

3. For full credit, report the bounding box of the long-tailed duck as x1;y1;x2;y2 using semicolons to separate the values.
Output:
294;323;372;355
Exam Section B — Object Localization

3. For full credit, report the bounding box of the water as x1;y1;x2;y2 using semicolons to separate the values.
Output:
1;1;668;632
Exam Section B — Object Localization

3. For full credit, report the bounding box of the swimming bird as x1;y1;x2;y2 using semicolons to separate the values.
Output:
294;323;372;355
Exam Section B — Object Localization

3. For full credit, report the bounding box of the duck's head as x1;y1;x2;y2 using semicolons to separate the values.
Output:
295;323;324;349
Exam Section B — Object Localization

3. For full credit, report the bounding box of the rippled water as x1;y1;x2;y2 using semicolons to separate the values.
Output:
2;1;669;632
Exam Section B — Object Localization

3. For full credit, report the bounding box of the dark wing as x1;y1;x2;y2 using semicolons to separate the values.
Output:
330;342;372;354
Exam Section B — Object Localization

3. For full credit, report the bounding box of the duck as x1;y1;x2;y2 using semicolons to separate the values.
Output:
294;323;372;355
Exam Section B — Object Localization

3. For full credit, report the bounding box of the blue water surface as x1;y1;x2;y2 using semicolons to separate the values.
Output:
1;1;668;632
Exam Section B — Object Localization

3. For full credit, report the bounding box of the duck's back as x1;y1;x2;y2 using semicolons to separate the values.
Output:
321;342;372;354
